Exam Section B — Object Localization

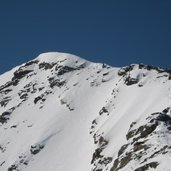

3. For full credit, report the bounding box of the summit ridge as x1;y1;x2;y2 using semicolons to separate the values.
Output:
0;52;171;171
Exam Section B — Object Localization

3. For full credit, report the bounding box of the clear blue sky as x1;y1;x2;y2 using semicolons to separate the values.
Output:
0;0;171;74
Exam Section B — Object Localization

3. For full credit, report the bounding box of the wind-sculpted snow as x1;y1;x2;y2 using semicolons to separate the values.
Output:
0;52;171;171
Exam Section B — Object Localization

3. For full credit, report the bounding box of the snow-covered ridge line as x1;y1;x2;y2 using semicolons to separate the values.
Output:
0;52;171;171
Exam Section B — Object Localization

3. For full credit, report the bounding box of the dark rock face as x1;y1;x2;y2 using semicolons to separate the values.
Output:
7;157;28;171
48;77;65;88
0;111;11;124
118;144;129;157
34;96;43;104
138;64;161;72
90;107;113;171
30;144;44;155
91;148;103;164
0;107;15;124
39;62;56;70
90;129;112;171
0;89;12;95
102;63;110;69
139;64;171;81
0;81;15;91
8;164;17;171
117;64;171;87
125;111;171;142
13;70;33;80
0;97;11;107
125;76;138;86
118;65;134;76
56;63;86;76
33;91;52;107
117;65;139;86
7;143;44;171
5;67;34;88
19;93;28;100
99;107;108;115
111;152;132;171
133;141;147;152
57;66;76;75
126;123;158;142
168;73;171;80
110;109;171;171
156;112;171;130
134;162;159;171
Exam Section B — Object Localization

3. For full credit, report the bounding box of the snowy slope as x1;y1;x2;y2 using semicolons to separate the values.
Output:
0;52;171;171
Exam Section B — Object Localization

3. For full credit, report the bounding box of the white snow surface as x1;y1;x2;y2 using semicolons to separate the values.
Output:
0;52;171;171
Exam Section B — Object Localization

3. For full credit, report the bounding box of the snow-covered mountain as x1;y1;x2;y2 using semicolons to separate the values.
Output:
0;52;171;171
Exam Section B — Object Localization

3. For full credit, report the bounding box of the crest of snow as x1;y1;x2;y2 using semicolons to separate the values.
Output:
36;52;90;67
0;52;171;171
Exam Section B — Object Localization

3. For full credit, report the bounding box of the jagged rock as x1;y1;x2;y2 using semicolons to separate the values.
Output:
133;141;147;152
39;62;56;70
34;96;43;104
10;125;17;128
99;157;112;166
118;144;129;157
135;124;157;140
13;69;33;80
19;93;28;100
0;97;11;107
0;111;11;124
162;107;170;113
134;162;159;171
48;77;65;88
0;145;6;153
38;87;44;91
125;76;138;86
30;144;44;155
118;65;134;76
99;107;108;115
8;164;17;171
138;83;143;87
138;64;146;69
0;161;5;166
111;110;171;171
156;113;171;130
56;64;85;76
168;73;171;80
0;81;13;91
102;63;110;69
111;152;132;171
91;134;110;170
91;134;109;169
111;159;119;171
138;64;161;72
103;72;109;76
57;66;76;75
98;136;108;146
126;123;158;141
92;119;97;125
0;89;12;95
91;148;103;164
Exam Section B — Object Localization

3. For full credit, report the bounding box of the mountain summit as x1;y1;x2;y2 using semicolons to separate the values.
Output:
0;52;171;171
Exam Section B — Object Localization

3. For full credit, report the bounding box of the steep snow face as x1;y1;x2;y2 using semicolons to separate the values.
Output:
0;52;171;171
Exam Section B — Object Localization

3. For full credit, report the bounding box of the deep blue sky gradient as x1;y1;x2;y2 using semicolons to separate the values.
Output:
0;0;171;74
